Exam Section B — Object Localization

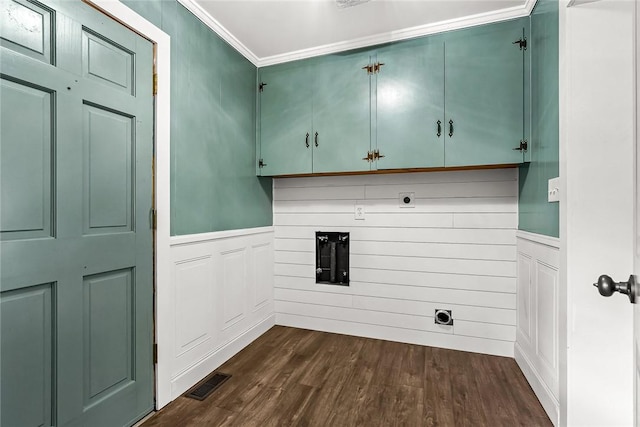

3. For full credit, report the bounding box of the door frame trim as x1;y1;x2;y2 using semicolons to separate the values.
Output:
84;0;172;409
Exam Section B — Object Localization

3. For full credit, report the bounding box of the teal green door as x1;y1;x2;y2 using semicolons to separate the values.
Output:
1;0;154;426
375;38;445;169
259;63;312;176
444;18;527;167
312;51;372;173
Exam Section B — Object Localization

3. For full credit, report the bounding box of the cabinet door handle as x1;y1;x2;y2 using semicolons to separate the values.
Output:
315;132;319;147
305;133;309;148
448;119;454;137
437;120;442;138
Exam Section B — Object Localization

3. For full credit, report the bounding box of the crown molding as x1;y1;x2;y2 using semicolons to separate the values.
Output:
259;0;538;66
179;0;537;68
177;0;260;66
566;0;601;7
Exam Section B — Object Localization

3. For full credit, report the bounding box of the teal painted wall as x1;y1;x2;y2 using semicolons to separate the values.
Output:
518;0;559;238
122;0;272;235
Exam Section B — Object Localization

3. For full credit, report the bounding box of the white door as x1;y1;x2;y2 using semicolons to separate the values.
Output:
563;0;636;425
635;2;640;424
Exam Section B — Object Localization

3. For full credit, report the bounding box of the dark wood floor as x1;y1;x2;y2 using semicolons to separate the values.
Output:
143;326;552;426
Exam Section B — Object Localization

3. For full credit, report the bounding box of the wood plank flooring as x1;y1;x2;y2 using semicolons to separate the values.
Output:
143;326;551;426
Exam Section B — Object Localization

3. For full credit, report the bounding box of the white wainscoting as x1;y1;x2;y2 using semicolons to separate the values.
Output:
273;168;518;357
515;230;560;426
166;227;275;400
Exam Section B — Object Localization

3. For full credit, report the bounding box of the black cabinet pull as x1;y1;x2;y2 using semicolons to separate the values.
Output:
315;132;319;147
437;120;442;137
305;133;309;148
448;119;454;137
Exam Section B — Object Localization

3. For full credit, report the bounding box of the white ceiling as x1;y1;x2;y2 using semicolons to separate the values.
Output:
184;0;535;66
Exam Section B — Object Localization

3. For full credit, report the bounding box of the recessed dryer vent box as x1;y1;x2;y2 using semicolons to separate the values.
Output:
315;232;349;286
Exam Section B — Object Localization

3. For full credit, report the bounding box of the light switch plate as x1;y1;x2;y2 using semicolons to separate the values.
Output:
354;204;365;220
399;192;415;208
548;177;560;202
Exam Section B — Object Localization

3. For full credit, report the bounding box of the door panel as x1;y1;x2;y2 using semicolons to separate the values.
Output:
0;1;154;426
83;103;133;233
312;51;371;173
82;28;134;94
259;63;312;176
0;0;53;64
83;269;134;406
376;38;445;169
445;19;526;167
0;284;54;427
0;77;54;240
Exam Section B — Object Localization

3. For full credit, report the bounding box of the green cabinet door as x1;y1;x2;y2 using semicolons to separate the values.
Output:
375;38;445;169
259;63;312;176
1;0;154;426
312;51;372;173
444;18;528;167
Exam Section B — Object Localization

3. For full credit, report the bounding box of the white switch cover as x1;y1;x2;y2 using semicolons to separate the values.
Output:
354;204;365;220
548;177;560;202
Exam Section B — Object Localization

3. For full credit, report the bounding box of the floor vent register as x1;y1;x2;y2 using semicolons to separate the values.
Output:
184;372;231;401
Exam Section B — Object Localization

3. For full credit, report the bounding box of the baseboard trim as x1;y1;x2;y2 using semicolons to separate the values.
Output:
170;314;275;399
276;313;514;357
514;342;559;426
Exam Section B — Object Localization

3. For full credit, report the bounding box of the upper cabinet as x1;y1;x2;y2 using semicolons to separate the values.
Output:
258;62;312;176
375;37;445;170
257;51;372;176
444;19;530;167
257;17;530;177
313;51;372;174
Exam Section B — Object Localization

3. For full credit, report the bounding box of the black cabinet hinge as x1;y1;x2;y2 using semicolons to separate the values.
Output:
513;38;527;51
258;158;267;168
259;82;267;92
153;343;158;364
513;140;528;152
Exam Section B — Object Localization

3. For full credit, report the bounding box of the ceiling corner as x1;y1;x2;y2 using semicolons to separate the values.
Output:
176;0;261;67
524;0;539;15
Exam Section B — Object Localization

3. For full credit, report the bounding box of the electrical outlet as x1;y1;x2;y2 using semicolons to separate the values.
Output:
399;192;415;208
354;204;365;220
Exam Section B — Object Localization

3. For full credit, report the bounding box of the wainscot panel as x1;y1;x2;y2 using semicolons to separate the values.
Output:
515;230;560;426
167;227;275;400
